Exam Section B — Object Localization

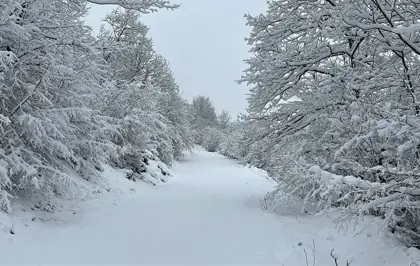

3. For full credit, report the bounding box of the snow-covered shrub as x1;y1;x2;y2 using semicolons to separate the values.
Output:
219;133;240;159
219;122;247;160
202;127;223;152
119;148;170;186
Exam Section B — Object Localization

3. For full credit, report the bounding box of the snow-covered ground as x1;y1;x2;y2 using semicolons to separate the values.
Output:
0;148;417;265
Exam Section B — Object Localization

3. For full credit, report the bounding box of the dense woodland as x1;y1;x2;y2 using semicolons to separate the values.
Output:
2;0;420;249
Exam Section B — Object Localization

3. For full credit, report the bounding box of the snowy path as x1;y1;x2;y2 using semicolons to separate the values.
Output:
0;149;414;265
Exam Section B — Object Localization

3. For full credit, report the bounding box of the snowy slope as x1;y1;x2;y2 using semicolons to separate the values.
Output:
0;148;417;265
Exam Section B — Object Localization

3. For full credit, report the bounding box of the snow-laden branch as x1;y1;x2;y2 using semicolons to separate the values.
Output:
343;18;420;56
308;166;381;191
86;0;179;12
393;24;420;34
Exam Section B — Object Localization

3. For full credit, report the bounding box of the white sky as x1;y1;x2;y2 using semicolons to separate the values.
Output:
84;0;267;117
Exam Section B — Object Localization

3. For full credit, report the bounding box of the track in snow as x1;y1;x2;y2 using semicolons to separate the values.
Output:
0;148;412;265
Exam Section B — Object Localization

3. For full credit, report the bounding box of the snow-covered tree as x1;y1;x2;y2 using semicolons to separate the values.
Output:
96;8;193;170
191;95;218;128
0;0;120;211
0;1;190;212
190;95;219;144
242;0;420;246
218;110;231;131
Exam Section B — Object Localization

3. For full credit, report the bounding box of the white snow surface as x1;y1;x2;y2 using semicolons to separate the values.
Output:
0;148;417;265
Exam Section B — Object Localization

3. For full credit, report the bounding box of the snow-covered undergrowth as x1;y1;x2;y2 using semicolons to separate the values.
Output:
0;151;170;228
0;148;417;265
118;149;171;186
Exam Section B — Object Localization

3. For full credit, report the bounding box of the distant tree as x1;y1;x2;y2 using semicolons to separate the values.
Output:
191;96;218;130
218;110;231;131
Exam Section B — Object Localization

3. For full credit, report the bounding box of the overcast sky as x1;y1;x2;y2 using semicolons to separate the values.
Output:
85;0;267;117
